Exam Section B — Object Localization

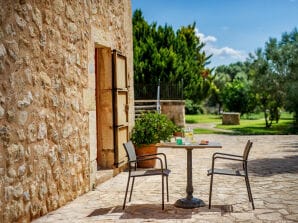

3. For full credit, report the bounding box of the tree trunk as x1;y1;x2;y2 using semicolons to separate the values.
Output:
264;110;272;128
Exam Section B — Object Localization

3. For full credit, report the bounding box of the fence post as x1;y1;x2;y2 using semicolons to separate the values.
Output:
181;78;184;99
157;78;161;113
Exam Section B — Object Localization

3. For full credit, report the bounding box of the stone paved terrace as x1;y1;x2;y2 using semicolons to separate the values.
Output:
33;135;298;223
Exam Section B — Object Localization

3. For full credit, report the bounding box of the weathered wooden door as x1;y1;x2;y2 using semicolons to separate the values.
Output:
95;47;114;168
112;50;129;168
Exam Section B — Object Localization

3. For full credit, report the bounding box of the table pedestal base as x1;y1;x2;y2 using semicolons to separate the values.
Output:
174;198;205;209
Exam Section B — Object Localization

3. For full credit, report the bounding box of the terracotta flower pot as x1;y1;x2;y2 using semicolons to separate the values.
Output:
173;131;184;137
135;144;157;168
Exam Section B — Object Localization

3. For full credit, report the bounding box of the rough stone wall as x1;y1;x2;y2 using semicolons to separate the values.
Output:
222;112;240;125
87;0;133;187
161;100;185;127
0;0;133;222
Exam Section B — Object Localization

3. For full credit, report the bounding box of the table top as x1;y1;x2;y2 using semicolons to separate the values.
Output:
156;141;222;149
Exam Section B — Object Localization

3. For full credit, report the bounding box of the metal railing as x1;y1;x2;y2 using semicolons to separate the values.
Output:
134;80;183;100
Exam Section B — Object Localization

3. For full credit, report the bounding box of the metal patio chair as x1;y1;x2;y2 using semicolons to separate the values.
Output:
207;140;255;209
122;141;171;210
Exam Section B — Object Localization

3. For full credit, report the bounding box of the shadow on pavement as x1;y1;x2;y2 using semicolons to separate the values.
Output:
87;204;233;219
280;142;298;149
226;155;298;176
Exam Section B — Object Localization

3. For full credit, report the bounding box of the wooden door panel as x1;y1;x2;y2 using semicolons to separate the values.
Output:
117;91;128;125
112;50;128;167
116;55;127;89
95;47;114;168
117;126;129;165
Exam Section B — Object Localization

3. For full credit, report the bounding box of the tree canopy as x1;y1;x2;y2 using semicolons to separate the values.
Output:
133;9;212;103
248;28;298;127
211;28;298;128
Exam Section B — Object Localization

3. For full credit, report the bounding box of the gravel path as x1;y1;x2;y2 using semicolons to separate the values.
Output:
186;123;234;133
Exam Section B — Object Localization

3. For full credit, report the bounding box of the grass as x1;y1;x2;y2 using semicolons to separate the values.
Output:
186;112;297;135
193;128;224;134
186;114;222;124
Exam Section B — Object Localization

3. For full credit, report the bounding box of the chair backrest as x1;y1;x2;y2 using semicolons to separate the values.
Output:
243;140;253;161
123;141;137;162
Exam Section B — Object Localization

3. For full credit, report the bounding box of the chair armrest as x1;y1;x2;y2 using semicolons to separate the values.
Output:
137;152;168;168
133;156;165;170
209;155;246;174
214;156;245;162
212;152;242;159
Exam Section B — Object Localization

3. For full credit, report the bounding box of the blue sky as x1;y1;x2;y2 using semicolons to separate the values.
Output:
131;0;298;67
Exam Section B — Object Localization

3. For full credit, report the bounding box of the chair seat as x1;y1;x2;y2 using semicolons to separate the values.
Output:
207;168;245;176
131;169;171;177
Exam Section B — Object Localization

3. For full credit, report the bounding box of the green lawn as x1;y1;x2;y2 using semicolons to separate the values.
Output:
186;114;222;124
186;113;296;135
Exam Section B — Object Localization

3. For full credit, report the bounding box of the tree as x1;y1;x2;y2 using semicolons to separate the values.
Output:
249;48;284;127
270;29;298;126
206;71;228;114
209;62;256;116
249;28;298;128
222;79;255;115
132;9;212;102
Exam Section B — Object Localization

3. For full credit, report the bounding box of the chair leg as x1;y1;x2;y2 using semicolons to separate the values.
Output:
162;175;165;210
166;175;169;202
209;173;214;209
123;176;131;209
129;177;135;202
245;175;255;209
244;176;252;201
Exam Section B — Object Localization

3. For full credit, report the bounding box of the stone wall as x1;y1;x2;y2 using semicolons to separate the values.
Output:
222;112;240;125
87;1;133;188
0;0;133;222
161;100;185;127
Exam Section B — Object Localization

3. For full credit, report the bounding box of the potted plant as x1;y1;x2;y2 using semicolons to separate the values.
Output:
131;112;177;167
173;125;184;137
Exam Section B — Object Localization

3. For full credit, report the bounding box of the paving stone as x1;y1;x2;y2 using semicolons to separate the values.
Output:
279;209;289;215
285;214;298;221
230;212;255;221
32;135;298;223
257;212;283;221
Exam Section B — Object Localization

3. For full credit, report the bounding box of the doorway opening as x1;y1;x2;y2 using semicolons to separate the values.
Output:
94;47;128;171
95;47;114;169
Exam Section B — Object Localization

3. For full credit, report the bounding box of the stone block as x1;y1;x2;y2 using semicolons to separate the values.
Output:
160;100;185;127
222;112;240;125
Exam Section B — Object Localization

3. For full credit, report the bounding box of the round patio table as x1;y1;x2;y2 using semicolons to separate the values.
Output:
157;142;222;208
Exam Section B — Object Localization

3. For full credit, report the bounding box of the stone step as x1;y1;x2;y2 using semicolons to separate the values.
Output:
95;169;114;188
134;100;158;119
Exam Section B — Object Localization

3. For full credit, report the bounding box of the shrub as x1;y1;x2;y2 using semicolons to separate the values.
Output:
131;112;177;147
